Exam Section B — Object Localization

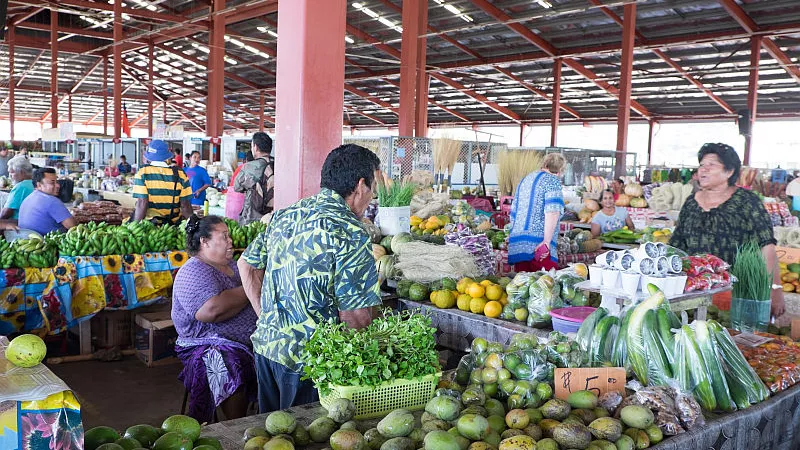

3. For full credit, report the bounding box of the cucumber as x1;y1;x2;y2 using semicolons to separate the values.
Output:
613;307;634;369
656;307;675;365
576;307;607;354
642;310;672;385
626;289;665;385
591;315;620;366
681;325;717;411
695;320;732;411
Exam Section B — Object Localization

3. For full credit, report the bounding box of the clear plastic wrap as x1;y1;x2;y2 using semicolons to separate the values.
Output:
598;391;623;416
694;320;735;412
681;254;730;277
612;306;634;370
673;325;716;411
576;307;608;354
642;309;673;386
505;272;536;308
708;320;770;405
543;331;586;368
556;272;588;306
526;274;563;328
455;353;477;386
623;380;705;436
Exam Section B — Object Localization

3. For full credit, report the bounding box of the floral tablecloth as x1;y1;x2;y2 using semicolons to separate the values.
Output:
0;251;189;335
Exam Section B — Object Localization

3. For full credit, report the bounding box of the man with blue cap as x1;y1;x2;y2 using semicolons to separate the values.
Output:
132;140;193;223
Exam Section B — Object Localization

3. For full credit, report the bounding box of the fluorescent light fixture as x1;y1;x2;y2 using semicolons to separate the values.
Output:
352;2;403;33
257;26;267;33
362;7;379;18
535;0;553;8
345;36;355;44
267;30;279;38
224;57;238;65
433;0;473;22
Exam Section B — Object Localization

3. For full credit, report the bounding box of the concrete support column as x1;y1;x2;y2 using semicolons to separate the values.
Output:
274;0;347;208
148;41;155;137
207;0;226;143
615;3;636;178
50;8;58;129
103;55;108;135
259;92;265;132
8;24;15;140
113;0;122;139
744;36;761;166
551;58;562;147
399;0;428;136
68;95;72;122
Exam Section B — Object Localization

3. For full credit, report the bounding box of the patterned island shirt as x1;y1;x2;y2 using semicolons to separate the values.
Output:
242;188;382;372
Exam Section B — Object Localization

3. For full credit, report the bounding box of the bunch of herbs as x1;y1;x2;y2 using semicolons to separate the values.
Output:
731;241;772;301
377;182;416;207
300;308;439;395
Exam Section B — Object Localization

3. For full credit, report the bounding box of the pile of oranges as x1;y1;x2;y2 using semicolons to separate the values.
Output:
428;277;509;319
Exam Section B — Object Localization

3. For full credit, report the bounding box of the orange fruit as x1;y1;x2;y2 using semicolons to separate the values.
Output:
469;297;488;314
433;290;456;309
480;279;493;287
499;293;509;305
456;294;472;311
484;300;503;318
467;283;486;299
457;278;474;294
451;290;459;300
485;284;503;301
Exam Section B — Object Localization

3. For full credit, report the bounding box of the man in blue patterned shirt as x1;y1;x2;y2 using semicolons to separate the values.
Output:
239;144;383;412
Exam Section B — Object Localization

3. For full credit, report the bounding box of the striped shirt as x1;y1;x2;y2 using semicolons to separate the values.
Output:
132;161;192;221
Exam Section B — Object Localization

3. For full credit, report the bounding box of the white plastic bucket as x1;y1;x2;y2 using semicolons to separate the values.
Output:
376;206;411;236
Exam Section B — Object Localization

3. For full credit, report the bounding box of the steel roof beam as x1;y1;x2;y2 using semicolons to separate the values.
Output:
468;0;650;118
494;67;582;119
222;1;277;26
588;0;735;114
344;84;398;113
345;105;387;125
10;6;44;25
156;41;263;90
717;0;800;84
40;0;189;23
430;72;521;122
381;78;471;122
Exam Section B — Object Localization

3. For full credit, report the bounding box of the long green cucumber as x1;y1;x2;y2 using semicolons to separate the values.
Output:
708;320;770;403
656;307;675;365
613;307;634;368
682;325;717;411
643;310;672;385
626;288;665;385
695;320;732;411
592;315;620;366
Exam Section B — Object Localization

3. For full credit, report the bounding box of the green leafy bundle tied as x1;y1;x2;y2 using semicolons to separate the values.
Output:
731;241;772;301
300;308;440;395
377;182;416;207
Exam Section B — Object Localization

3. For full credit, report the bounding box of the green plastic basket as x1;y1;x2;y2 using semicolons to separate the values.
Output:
319;373;441;419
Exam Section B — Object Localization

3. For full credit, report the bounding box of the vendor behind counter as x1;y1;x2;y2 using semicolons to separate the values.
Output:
18;167;77;235
591;189;634;237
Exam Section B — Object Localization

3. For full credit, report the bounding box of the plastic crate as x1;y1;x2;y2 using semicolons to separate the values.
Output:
319;373;441;419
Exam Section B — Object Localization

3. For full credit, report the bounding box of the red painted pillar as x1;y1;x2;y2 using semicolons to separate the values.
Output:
744;36;761;166
148;41;155;137
259;92;265;132
399;0;426;136
50;8;58;129
414;7;429;137
615;3;636;178
646;119;655;166
551;58;562;147
68;95;72;122
113;0;122;139
163;101;167;123
274;0;347;207
8;24;15;141
103;55;108;135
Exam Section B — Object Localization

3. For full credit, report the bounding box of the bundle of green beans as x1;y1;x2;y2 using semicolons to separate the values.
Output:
731;241;772;301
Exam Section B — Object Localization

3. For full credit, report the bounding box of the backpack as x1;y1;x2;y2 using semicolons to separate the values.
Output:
254;157;275;215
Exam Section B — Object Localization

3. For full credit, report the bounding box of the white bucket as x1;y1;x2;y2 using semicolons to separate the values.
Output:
376;206;411;236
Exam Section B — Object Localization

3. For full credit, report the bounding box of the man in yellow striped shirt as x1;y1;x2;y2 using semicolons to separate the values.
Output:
133;140;193;223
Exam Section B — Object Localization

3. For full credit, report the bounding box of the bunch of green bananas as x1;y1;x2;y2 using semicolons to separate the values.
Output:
241;221;267;247
222;218;247;249
1;236;59;268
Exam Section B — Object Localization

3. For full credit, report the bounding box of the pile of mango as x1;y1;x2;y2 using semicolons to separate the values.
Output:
779;262;800;293
411;215;451;237
84;414;221;450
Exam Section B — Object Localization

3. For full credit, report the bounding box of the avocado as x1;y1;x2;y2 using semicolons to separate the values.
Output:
152;431;193;450
85;426;121;450
161;415;201;442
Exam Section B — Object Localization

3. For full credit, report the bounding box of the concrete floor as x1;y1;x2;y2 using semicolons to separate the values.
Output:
48;356;185;431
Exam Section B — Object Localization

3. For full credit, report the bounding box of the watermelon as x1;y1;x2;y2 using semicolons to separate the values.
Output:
377;255;397;279
391;232;414;254
380;235;394;254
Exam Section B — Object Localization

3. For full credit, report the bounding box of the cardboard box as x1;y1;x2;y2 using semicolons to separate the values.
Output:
134;311;179;367
777;247;800;265
91;310;133;349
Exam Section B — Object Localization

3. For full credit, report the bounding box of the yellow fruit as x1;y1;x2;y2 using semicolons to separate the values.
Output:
467;283;486;299
499;293;509;305
573;263;588;279
430;291;436;302
457;278;474;294
480;280;493;287
469;297;488;314
451;290;459;300
514;308;528;321
433;290;456;309
485;284;503;301
457;294;472;311
410;216;423;227
484;301;503;318
426;221;439;231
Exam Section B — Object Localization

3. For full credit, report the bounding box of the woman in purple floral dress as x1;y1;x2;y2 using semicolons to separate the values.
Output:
172;215;258;422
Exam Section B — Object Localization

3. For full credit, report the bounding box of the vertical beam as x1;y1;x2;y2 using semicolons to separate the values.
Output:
519;124;525;147
275;0;347;207
615;3;636;178
550;58;562;147
163;100;167;123
103;55;108;135
646;120;655;166
148;41;155;137
414;4;429;137
259;92;265;132
399;0;423;136
68;95;72;122
113;0;122;139
207;0;226;142
744;36;761;166
50;8;58;129
8;24;15;141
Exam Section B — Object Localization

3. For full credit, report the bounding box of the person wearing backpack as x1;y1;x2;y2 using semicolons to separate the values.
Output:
234;132;274;225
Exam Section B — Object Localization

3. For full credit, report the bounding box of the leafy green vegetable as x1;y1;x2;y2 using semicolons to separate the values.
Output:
377;182;416;207
300;308;440;395
731;241;772;301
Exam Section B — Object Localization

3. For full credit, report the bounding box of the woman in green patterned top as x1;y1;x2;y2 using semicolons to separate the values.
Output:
669;143;785;317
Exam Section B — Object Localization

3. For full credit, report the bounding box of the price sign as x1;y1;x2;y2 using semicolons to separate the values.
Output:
554;367;626;400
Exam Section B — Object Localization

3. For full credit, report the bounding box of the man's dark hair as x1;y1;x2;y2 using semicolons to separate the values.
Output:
185;214;226;255
321;144;381;198
190;150;200;157
252;132;272;155
698;143;741;186
120;155;127;161
184;153;191;159
33;167;56;187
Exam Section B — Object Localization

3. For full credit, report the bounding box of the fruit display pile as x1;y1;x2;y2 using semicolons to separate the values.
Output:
732;331;800;393
576;286;770;413
504;268;592;328
779;261;800;293
84;414;218;450
556;230;602;255
399;276;510;319
0;219;267;270
596;228;642;245
637;227;672;244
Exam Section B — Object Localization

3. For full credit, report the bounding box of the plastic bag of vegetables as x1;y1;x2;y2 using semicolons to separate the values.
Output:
505;272;536;308
526;273;562;328
673;322;735;412
707;320;770;407
557;273;588;306
543;331;585;368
